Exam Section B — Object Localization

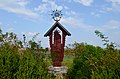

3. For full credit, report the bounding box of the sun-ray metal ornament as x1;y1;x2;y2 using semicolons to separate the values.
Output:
51;10;62;22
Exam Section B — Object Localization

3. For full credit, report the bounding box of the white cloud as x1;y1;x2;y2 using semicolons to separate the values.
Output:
108;20;120;29
102;7;112;12
22;32;38;37
21;32;40;41
91;12;100;17
105;0;120;13
65;10;78;16
0;22;2;25
73;0;93;6
96;20;120;32
107;0;120;5
98;19;120;48
61;16;94;31
91;1;120;16
34;0;63;13
64;6;69;10
0;22;2;29
34;4;48;13
0;0;39;18
90;0;120;15
8;28;14;32
49;1;63;10
103;20;120;30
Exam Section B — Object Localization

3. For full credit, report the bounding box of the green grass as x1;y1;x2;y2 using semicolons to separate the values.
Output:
62;56;74;68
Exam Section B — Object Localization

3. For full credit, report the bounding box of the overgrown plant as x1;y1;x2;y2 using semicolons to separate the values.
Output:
0;29;54;79
67;30;120;79
95;30;117;50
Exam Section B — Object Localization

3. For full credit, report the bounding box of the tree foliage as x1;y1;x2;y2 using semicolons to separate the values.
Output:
67;30;120;79
0;29;120;79
0;29;54;79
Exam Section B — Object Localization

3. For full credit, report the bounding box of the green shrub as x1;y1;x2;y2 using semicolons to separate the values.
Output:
0;45;20;79
15;49;51;79
67;30;120;79
0;45;54;79
67;43;103;79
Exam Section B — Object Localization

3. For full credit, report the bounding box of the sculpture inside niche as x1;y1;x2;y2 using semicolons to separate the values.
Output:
51;30;63;67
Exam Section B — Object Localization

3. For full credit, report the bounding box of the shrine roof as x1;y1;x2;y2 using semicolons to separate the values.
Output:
44;22;71;37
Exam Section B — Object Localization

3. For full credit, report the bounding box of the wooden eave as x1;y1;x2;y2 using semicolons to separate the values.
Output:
44;22;71;37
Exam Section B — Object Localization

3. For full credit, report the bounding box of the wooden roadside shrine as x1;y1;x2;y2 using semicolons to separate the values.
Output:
44;21;71;67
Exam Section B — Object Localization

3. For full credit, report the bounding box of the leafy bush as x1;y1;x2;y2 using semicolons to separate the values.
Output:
67;43;102;78
0;29;54;79
0;29;120;79
0;45;54;79
0;44;20;79
67;30;120;79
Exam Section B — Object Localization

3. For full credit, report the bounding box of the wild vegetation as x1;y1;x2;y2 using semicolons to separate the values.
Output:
66;30;120;79
0;29;120;79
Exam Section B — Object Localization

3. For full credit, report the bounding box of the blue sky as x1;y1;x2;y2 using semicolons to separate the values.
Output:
0;0;120;48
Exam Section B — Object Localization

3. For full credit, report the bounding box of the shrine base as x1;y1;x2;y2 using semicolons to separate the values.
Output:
48;66;68;78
